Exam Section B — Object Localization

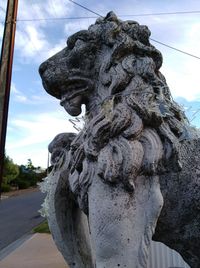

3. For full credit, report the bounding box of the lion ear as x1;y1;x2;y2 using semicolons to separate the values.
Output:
67;30;89;49
104;11;119;22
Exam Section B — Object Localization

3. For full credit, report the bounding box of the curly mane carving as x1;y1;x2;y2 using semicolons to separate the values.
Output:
40;11;200;268
41;12;196;209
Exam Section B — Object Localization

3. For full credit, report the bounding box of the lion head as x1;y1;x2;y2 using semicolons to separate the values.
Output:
39;12;163;116
40;12;199;212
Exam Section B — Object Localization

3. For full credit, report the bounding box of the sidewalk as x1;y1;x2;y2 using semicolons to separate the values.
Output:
0;233;69;268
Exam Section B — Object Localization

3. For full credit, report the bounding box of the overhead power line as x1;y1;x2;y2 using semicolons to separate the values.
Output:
121;10;200;16
67;0;200;19
14;10;200;22
1;0;200;60
68;0;103;17
16;16;97;22
0;6;6;13
150;38;200;60
67;0;200;60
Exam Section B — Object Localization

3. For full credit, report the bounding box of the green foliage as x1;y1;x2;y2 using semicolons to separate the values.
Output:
16;179;30;189
15;163;37;188
33;221;50;233
15;159;47;189
26;159;34;171
3;155;19;185
2;156;47;192
1;183;11;192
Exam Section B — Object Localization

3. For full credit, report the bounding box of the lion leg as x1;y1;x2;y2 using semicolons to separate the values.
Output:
88;175;163;268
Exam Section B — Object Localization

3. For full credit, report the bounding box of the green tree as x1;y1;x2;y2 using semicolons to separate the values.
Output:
15;165;32;189
15;159;39;189
3;155;19;185
26;158;34;171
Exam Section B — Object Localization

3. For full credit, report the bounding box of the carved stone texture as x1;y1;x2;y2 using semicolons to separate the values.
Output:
154;139;200;267
40;133;95;267
48;132;76;165
39;12;200;268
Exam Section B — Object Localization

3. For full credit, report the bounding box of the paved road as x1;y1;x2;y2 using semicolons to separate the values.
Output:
0;190;46;250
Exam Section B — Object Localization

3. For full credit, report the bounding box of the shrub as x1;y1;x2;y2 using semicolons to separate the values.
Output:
3;155;19;184
2;183;11;192
17;180;30;189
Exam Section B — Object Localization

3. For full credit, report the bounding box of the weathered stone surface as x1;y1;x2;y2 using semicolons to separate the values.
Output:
48;132;76;165
154;139;200;267
40;133;95;267
39;12;200;268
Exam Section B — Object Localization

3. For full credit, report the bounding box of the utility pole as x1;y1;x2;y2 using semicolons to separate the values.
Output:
0;0;19;198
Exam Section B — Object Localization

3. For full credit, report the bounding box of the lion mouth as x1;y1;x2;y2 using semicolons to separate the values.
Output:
60;87;88;103
60;77;93;116
60;94;83;116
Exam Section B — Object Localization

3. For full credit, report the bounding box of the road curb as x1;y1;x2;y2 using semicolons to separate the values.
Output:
0;188;40;201
0;233;34;261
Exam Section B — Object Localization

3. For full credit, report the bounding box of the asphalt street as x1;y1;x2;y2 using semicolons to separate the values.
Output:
0;190;46;250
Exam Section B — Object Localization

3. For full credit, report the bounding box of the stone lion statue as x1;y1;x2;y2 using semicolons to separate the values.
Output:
39;12;200;268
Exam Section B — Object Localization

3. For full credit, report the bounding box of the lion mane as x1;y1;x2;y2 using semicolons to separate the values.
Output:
41;12;198;213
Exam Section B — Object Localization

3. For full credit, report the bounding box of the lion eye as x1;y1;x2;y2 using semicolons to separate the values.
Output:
74;39;85;48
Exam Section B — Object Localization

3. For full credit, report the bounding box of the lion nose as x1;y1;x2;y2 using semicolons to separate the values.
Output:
39;61;48;76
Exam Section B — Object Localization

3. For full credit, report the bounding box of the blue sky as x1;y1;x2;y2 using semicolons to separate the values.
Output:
0;0;200;168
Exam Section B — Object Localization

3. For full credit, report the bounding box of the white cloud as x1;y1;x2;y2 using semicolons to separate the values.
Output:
11;83;19;94
184;22;200;59
11;83;28;103
0;23;4;39
163;65;200;101
15;24;49;62
45;0;71;18
15;95;28;103
64;20;91;37
26;25;48;51
15;23;68;63
0;0;6;13
46;39;66;58
17;0;72;22
157;18;200;102
10;83;59;106
14;0;73;63
6;110;79;167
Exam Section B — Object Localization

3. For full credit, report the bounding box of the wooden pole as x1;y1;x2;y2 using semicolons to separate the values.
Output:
0;0;19;198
